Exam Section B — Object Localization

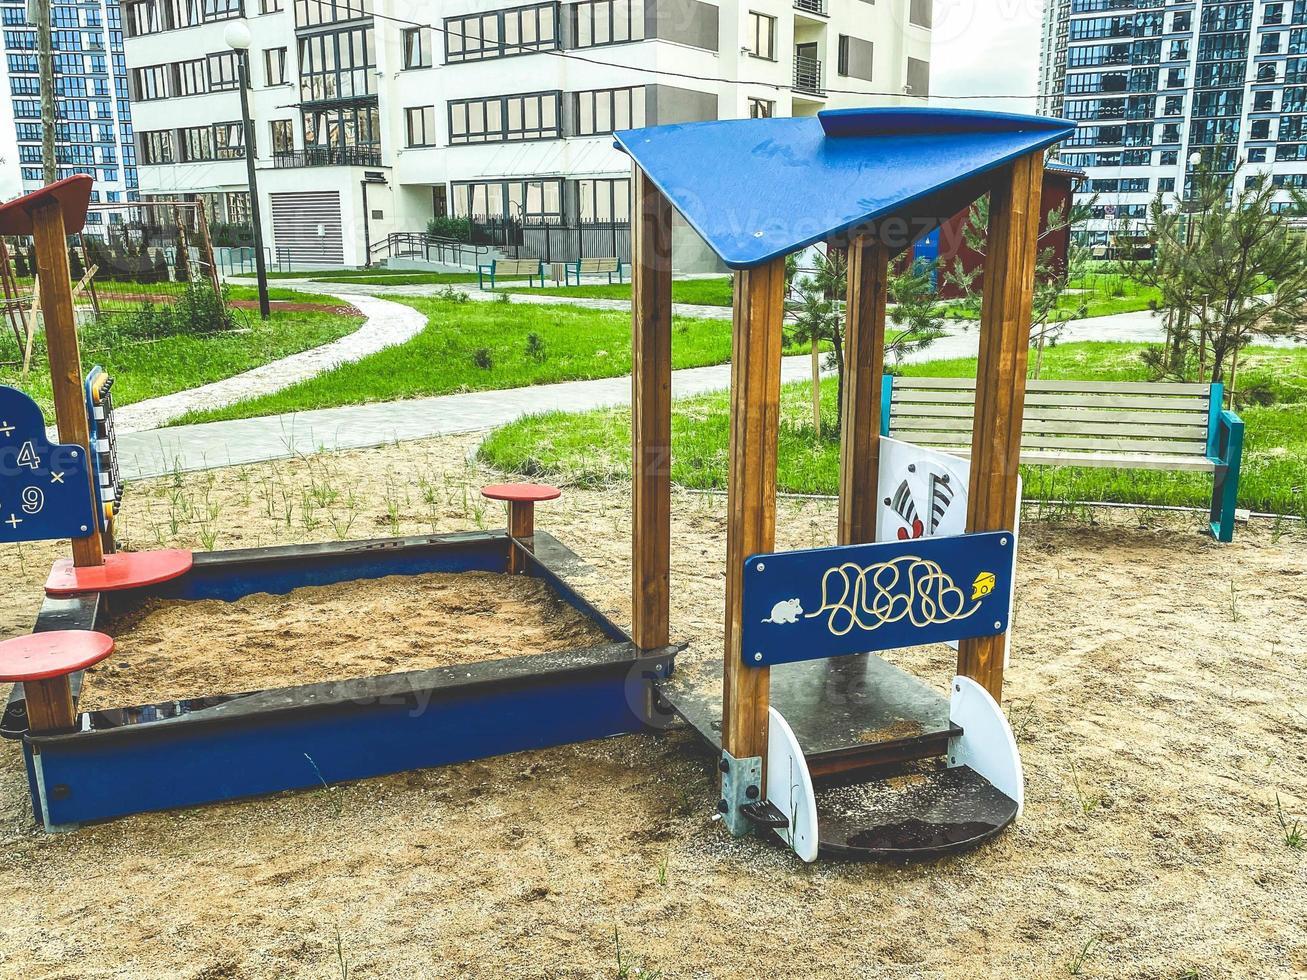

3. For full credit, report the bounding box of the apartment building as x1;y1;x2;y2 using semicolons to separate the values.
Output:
121;0;933;267
1039;0;1307;246
0;0;139;228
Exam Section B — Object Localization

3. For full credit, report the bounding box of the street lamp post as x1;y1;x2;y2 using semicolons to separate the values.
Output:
225;20;270;320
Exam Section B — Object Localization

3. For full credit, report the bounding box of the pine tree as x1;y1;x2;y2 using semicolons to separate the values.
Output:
68;245;86;283
13;247;29;278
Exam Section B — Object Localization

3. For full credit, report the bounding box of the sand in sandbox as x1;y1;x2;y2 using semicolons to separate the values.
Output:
82;571;611;710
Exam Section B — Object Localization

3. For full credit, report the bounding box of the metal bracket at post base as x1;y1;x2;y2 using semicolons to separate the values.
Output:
718;749;762;837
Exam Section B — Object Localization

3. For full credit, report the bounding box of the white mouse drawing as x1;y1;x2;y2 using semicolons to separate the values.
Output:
762;598;803;624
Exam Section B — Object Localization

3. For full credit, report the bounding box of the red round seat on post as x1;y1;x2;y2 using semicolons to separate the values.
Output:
45;549;193;597
481;484;561;573
0;630;115;734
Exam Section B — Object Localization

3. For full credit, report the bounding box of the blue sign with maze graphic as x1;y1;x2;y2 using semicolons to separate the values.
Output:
0;385;95;544
741;531;1015;667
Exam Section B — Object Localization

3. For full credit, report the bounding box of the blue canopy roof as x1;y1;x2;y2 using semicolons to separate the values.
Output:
614;108;1076;269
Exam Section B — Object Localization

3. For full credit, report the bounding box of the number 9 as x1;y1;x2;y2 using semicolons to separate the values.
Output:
21;486;44;514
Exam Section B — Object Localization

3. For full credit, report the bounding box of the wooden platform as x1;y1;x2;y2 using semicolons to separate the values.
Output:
658;652;958;781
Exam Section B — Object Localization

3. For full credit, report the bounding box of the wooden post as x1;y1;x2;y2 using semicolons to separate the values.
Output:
631;166;673;651
838;238;890;546
722;257;786;769
197;205;222;295
31;198;104;568
507;500;534;573
957;151;1045;702
23;675;75;733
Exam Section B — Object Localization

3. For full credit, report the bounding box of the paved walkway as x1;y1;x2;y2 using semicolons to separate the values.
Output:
113;293;427;433
116;302;1185;482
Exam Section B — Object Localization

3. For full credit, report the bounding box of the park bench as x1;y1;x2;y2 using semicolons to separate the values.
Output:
564;256;624;285
477;257;545;290
882;376;1246;541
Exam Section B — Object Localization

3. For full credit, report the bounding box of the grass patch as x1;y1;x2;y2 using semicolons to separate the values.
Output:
172;297;811;425
223;284;355;306
2;305;363;422
946;273;1163;322
478;341;1307;517
310;272;482;286
503;277;734;307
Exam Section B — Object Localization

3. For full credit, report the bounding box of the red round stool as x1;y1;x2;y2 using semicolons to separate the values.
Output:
481;484;561;572
0;630;114;733
45;549;192;597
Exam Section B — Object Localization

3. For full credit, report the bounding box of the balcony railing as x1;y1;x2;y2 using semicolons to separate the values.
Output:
794;55;824;96
271;146;383;169
793;0;826;15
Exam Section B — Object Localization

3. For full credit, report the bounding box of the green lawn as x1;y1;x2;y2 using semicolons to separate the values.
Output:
2;304;363;422
502;277;735;306
223;284;356;306
311;272;483;286
173;297;813;425
478;341;1307;518
945;273;1163;322
231;267;421;280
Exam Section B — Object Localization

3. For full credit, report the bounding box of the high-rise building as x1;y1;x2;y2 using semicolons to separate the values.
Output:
1;0;140;228
1039;0;1307;246
120;0;933;267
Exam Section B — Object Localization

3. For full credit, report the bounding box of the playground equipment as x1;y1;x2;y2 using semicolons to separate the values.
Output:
1;108;1073;859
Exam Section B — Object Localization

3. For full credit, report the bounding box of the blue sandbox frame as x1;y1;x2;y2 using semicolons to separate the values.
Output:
2;531;678;830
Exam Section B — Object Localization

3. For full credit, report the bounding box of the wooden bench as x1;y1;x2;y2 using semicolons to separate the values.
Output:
477;257;545;290
565;256;624;285
882;376;1246;541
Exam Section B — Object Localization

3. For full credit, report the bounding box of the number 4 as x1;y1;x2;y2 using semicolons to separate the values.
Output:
16;441;40;470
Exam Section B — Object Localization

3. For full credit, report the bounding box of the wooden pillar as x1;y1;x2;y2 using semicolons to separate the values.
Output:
838;238;890;546
31;199;103;569
23;675;75;733
631;167;673;650
507;500;534;574
722;257;786;767
957;151;1045;702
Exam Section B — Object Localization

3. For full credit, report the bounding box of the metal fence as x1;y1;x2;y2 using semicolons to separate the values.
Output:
468;217;632;264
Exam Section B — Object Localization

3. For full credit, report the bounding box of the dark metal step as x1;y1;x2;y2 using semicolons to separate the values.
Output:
815;763;1019;860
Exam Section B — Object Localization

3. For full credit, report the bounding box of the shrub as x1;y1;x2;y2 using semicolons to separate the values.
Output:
427;216;474;242
473;347;493;370
13;247;28;278
173;281;237;333
526;332;546;361
436;285;469;303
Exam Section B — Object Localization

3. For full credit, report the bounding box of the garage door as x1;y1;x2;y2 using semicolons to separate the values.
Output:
270;190;344;264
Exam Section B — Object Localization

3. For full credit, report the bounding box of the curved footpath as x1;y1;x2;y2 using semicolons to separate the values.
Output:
113;294;1190;483
113;293;426;433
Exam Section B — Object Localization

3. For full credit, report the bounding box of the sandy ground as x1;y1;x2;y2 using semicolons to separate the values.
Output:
0;432;1304;979
86;573;607;710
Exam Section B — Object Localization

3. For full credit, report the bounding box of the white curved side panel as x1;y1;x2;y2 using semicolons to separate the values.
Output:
767;706;819;863
948;676;1025;817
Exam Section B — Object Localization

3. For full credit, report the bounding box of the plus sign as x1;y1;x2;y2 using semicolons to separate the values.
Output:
0;421;14;437
4;514;21;529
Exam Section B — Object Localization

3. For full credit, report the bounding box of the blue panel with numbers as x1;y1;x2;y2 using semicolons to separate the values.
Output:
0;385;95;544
741;532;1015;667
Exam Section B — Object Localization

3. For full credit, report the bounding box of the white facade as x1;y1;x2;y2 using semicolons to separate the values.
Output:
1040;0;1307;247
122;0;931;268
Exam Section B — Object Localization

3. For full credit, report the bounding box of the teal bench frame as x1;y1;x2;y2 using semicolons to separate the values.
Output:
477;258;545;290
564;257;624;285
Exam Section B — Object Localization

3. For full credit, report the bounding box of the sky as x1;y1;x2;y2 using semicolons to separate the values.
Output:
928;0;1046;113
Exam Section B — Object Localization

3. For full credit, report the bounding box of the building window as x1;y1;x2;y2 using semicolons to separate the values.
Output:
264;46;287;85
207;50;241;90
576;177;630;221
180;124;214;161
405;105;437;146
572;0;644;48
260;0;283;12
1254;90;1274;112
131;63;169;100
906;56;929;96
294;0;370;28
452;179;564;221
1261;33;1282;55
215;121;246;158
450;91;561;143
402;27;430;68
1163;95;1183;116
176;57;207;95
572;86;642;136
1170;11;1190;32
1248;147;1267;162
1250;119;1272;140
909;0;931;28
445;2;559;63
746;11;774;59
139;129;173;163
748;97;773;118
270;118;294;153
838;35;874;81
298;25;375;102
